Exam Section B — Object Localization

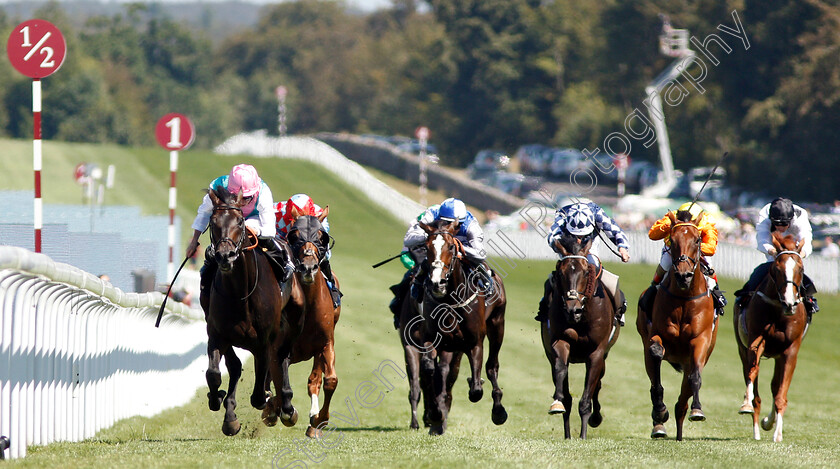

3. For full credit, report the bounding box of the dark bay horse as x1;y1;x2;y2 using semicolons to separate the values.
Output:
734;232;809;442
541;236;620;439
636;210;718;440
283;209;342;439
201;188;305;435
416;221;508;435
397;269;433;430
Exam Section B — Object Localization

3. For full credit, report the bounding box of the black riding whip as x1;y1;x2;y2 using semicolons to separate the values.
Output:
372;253;403;269
685;152;729;214
155;253;194;328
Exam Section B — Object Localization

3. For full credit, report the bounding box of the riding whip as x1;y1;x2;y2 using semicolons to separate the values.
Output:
155;252;194;328
685;151;729;214
372;253;402;269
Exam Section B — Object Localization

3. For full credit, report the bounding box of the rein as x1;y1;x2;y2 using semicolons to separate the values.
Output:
759;250;803;307
555;254;600;308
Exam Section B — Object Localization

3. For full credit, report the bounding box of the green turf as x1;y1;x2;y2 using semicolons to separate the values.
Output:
3;138;840;468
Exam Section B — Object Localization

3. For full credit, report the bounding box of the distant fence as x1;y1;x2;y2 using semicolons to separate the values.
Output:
315;133;524;214
487;229;840;293
0;246;206;460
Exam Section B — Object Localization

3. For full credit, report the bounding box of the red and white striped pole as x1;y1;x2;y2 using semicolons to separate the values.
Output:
33;79;42;253
167;150;178;281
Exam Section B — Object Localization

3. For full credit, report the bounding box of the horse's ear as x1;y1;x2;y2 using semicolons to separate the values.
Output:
234;188;244;206
419;222;434;235
318;205;329;222
581;236;593;254
771;231;784;252
208;189;221;206
553;238;569;256
667;211;677;226
796;238;805;254
444;221;458;234
691;211;703;226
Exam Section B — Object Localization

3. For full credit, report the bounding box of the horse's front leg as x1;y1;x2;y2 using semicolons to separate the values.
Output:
206;336;226;412
304;354;325;438
766;347;801;442
429;351;455;435
221;347;242;436
549;339;572;439
644;335;668;438
467;343;485;403
250;350;270;410
419;345;437;428
314;343;339;437
746;337;766;439
579;350;606;439
404;345;423;430
485;311;507;425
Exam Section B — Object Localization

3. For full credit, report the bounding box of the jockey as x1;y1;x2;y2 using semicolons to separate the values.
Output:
275;193;341;306
536;201;630;326
640;202;727;317
388;198;492;328
186;164;294;293
735;197;818;315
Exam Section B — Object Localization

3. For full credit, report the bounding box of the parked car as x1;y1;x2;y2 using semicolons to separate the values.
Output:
468;149;508;181
514;144;551;175
624;161;662;193
547;148;585;179
581;152;620;184
396;141;439;163
485;171;542;198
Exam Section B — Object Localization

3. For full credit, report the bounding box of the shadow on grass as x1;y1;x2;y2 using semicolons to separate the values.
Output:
332;426;402;432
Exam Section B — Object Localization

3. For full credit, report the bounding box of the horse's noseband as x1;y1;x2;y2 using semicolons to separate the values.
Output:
211;204;247;256
557;254;589;307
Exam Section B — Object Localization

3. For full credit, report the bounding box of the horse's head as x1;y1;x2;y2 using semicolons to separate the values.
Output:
668;209;703;290
769;232;805;314
421;220;459;298
552;235;592;323
208;188;254;272
287;206;330;285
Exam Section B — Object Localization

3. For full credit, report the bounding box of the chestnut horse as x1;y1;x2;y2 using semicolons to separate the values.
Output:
416;221;508;435
636;210;718;440
541;236;620;439
284;209;342;439
201;188;305;435
734;232;809;442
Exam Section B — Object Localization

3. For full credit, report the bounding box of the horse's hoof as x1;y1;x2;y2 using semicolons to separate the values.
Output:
410;420;420;430
261;401;278;427
207;391;225;412
222;418;241;436
651;424;667;439
305;425;323;439
589;411;603;428
548;400;566;415
422;411;432;428
491;405;508;425
251;394;268;410
281;408;299;427
468;388;484;403
739;404;754;415
689;409;706;422
760;416;774;431
652;408;669;424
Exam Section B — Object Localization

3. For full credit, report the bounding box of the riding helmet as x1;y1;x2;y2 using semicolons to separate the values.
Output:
439;198;467;222
769;197;795;224
566;203;595;236
228;164;261;197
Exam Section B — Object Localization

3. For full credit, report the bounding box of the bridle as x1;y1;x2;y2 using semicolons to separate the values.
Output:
287;217;334;272
555;254;591;308
426;230;462;297
209;203;259;300
670;222;701;272
759;250;803;311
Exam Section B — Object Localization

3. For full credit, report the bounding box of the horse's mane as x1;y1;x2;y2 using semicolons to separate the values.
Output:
675;209;693;223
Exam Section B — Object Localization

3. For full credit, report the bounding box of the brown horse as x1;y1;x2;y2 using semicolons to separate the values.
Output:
541;236;620;439
415;221;508;435
201;188;305;435
734;232;809;442
283;209;342;439
636;210;718;440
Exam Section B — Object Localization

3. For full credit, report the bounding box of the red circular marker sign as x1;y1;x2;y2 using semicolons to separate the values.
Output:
7;19;66;79
155;113;195;150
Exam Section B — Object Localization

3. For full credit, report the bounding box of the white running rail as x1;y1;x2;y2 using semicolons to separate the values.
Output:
0;246;207;460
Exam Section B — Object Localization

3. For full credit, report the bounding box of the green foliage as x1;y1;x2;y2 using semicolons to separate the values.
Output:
2;0;840;200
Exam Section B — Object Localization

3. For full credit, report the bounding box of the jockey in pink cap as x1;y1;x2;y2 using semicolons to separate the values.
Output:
275;193;341;306
186;164;294;292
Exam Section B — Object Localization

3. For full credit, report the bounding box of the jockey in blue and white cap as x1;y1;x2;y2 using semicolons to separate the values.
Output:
388;198;492;328
538;201;631;325
186;164;294;294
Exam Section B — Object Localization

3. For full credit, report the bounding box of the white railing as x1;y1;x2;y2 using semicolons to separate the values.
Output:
0;246;207;460
215;131;426;225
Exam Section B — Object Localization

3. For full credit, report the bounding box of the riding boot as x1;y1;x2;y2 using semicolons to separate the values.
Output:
474;262;494;295
601;269;625;326
320;259;342;308
199;255;217;293
707;275;727;316
640;282;657;314
260;237;294;283
389;269;413;329
534;274;552;322
734;262;772;310
411;264;426;302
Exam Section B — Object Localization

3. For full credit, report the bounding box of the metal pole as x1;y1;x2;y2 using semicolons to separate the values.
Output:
168;150;178;281
419;137;428;207
33;79;42;252
276;86;287;136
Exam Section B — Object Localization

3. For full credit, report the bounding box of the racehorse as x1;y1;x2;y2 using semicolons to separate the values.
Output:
541;235;620;439
636;209;718;440
734;232;809;442
201;188;305;436
416;220;508;435
283;209;342;439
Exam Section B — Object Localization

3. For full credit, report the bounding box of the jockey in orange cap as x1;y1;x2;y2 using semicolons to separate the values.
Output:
186;164;294;293
640;202;727;317
276;193;341;306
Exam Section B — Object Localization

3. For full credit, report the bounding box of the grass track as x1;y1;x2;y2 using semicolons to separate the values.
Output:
3;138;840;468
